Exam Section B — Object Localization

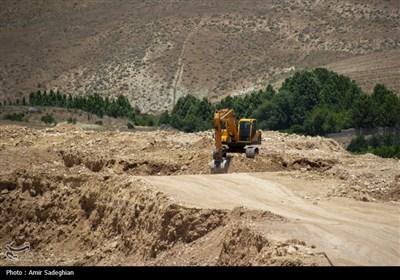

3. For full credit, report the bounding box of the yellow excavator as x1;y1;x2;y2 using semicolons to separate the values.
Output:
210;108;262;174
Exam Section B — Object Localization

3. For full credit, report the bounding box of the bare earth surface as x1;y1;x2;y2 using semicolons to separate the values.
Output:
0;124;399;266
145;173;400;265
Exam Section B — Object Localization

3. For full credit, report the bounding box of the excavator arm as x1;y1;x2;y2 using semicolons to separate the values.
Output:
213;111;223;163
213;109;238;161
211;109;237;173
219;109;239;142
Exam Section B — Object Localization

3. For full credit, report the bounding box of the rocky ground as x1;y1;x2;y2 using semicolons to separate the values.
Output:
0;124;399;266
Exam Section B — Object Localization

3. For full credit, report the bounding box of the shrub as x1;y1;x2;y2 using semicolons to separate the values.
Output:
41;113;56;125
127;122;134;129
67;117;77;124
347;135;368;153
4;113;24;121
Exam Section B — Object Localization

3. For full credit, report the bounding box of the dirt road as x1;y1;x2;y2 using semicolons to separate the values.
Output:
144;173;400;266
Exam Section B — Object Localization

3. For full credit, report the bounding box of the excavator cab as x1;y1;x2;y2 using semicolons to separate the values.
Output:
239;120;251;141
238;119;261;145
239;119;255;142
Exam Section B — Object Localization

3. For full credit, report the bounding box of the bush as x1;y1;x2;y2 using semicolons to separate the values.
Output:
286;124;305;134
41;113;56;125
158;111;170;125
347;133;400;159
372;146;396;158
67;117;77;124
347;135;368;153
368;134;382;149
95;120;103;125
127;122;134;129
4;113;24;121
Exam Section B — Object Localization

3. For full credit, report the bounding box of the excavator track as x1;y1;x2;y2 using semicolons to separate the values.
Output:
245;146;259;158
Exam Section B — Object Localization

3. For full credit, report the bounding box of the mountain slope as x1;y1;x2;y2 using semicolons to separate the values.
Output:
1;0;399;113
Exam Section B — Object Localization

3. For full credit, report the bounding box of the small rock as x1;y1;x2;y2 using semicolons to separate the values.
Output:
180;165;187;171
362;196;369;202
306;249;314;255
286;245;297;254
1;189;9;195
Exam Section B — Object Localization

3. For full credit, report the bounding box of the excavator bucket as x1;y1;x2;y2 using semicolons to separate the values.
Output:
210;158;230;174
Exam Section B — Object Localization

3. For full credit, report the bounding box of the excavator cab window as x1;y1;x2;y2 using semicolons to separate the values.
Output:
239;121;251;142
252;120;256;138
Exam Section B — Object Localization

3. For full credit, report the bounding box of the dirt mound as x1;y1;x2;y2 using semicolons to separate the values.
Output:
0;172;322;266
0;125;398;266
0;125;36;141
217;226;311;266
49;123;84;133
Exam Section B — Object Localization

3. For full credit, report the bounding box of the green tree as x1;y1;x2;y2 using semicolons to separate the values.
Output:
158;111;170;125
368;134;381;149
352;95;378;128
304;106;341;136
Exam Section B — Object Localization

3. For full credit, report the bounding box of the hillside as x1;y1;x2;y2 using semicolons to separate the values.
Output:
1;0;399;113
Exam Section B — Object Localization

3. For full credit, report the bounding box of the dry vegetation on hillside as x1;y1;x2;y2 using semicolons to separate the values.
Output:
1;0;399;113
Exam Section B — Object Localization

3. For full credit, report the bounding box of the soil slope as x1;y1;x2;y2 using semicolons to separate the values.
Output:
0;124;399;266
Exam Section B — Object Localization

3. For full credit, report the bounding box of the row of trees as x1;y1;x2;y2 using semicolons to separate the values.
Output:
27;90;158;126
162;68;400;134
2;68;398;134
347;134;400;159
28;90;135;120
